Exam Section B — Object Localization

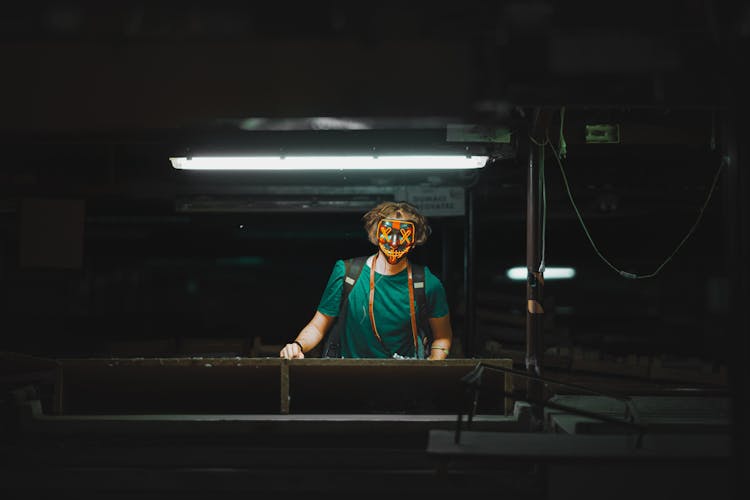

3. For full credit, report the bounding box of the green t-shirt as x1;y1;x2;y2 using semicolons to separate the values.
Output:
317;258;450;358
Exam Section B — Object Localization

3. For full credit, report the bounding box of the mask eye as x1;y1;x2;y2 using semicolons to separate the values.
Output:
399;225;414;245
378;225;392;241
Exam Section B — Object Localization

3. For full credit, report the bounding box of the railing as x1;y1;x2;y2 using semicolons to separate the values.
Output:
456;362;649;446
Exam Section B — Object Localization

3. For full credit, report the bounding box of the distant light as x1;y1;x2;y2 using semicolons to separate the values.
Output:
310;117;370;130
169;155;488;171
506;267;576;280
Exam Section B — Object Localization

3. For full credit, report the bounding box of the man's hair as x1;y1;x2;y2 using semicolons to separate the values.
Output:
362;201;430;246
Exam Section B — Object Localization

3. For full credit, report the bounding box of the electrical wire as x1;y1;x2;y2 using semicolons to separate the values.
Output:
539;142;547;273
545;125;727;279
527;132;550;273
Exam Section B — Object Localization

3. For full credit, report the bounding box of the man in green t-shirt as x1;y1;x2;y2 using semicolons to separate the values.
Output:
280;201;453;360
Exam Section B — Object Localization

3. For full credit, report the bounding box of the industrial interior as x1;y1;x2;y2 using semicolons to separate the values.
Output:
0;2;747;499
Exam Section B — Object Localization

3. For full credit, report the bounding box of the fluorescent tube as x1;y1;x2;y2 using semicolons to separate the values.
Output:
170;155;488;171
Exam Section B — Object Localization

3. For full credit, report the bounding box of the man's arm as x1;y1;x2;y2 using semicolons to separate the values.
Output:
427;314;453;360
279;311;336;359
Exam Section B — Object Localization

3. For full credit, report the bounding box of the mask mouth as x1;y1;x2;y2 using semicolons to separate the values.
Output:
380;245;411;264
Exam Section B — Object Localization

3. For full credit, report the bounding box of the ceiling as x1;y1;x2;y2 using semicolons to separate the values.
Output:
0;1;745;136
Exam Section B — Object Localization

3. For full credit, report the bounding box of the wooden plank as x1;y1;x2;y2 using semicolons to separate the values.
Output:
58;357;282;415
286;358;510;415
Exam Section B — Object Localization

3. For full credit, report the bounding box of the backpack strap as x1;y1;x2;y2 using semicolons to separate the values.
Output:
322;256;367;358
343;256;367;300
411;263;433;358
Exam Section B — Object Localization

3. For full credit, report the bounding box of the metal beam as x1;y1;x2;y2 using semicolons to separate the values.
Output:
525;108;554;429
463;188;476;357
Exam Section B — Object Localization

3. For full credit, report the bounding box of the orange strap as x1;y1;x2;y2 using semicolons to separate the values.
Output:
368;253;383;343
368;253;419;353
406;261;419;353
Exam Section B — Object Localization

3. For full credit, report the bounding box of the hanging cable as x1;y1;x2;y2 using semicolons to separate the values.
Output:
546;129;727;279
539;141;547;273
528;128;550;274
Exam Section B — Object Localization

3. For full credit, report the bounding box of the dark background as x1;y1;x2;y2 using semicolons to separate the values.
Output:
0;1;745;369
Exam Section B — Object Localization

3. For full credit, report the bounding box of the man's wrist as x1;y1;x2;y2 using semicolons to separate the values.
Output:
292;340;305;353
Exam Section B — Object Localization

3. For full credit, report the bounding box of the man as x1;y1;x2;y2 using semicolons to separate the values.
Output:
279;201;453;360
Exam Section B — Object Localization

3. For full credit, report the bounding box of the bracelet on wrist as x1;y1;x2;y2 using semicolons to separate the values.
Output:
292;340;305;353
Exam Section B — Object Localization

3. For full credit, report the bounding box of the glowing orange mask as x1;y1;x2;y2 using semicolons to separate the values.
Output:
377;219;416;264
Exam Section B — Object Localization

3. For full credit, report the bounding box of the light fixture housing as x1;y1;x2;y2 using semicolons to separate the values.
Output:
170;154;488;171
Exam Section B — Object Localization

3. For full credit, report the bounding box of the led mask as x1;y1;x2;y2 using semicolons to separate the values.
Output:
377;218;416;264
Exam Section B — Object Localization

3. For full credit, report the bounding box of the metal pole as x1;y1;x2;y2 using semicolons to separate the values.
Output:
463;187;475;358
442;224;451;302
526;110;547;429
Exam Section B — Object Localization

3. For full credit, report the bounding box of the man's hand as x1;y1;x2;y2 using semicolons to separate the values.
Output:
279;341;305;359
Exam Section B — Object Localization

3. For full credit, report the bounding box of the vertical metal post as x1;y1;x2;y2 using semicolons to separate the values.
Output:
526;112;547;429
463;188;476;358
442;224;451;297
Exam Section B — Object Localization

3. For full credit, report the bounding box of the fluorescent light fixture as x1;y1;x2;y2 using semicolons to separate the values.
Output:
506;267;576;281
170;155;488;171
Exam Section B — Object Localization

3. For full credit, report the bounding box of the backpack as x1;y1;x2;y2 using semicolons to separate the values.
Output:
321;256;433;358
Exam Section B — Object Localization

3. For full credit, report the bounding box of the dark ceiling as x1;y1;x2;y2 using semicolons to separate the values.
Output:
0;0;745;133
